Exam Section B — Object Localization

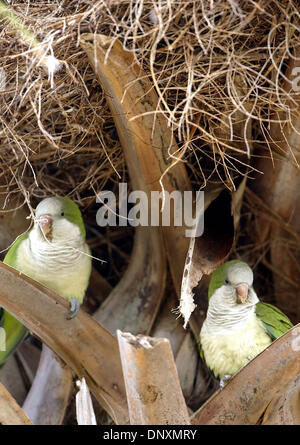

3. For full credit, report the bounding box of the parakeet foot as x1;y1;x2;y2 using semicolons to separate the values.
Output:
220;374;232;389
67;298;81;319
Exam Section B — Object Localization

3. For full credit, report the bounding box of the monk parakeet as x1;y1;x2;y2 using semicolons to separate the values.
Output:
0;196;92;366
199;260;293;384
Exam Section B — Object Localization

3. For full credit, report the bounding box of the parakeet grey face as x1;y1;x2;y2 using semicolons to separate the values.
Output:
208;260;258;308
223;262;256;306
34;197;85;243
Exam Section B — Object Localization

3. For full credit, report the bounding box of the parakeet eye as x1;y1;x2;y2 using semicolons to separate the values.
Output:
224;279;229;284
60;211;65;216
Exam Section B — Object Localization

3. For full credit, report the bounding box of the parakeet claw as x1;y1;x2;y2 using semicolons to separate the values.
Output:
220;374;232;389
67;298;81;319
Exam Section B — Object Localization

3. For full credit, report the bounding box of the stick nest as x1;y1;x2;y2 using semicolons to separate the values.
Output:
0;0;299;209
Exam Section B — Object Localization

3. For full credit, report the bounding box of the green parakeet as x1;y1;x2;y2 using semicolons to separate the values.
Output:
199;260;293;382
0;196;92;366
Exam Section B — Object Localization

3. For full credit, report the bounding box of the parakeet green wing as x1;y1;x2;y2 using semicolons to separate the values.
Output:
255;302;293;340
3;233;28;267
0;233;29;367
197;338;204;360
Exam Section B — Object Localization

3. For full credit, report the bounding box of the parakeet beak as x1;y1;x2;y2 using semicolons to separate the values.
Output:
235;283;248;304
37;215;53;236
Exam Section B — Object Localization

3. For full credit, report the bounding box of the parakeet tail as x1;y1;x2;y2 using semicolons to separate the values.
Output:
0;309;28;367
